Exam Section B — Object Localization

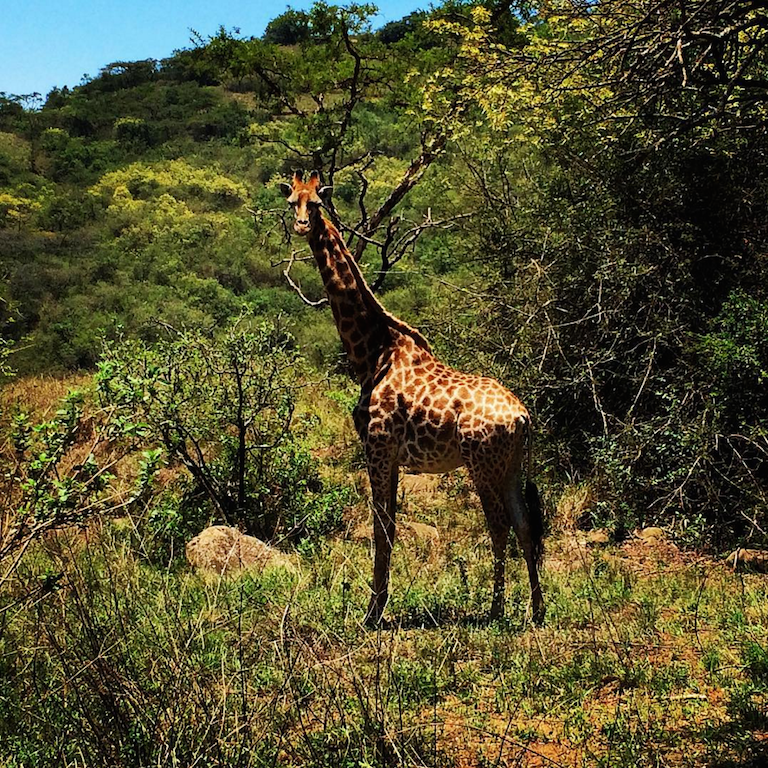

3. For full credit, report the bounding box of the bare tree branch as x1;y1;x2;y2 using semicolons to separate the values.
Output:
279;249;328;308
352;131;448;264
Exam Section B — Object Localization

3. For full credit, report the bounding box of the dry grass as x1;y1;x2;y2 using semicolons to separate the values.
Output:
3;487;768;767
0;373;93;421
2;376;768;767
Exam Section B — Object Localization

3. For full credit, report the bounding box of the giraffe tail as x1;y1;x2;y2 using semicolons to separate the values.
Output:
524;418;545;564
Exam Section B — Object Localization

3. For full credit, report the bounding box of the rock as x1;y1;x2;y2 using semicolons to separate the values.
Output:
727;548;768;573
401;520;440;544
186;525;294;575
637;527;666;543
585;529;610;546
400;473;442;496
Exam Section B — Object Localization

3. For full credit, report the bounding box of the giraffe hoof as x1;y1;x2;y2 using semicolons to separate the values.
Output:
364;612;385;629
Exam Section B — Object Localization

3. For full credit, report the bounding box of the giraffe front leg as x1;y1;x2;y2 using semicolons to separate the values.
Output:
364;459;398;627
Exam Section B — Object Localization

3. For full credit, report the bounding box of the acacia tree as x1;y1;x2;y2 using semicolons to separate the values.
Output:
544;0;768;140
427;0;768;157
198;3;465;298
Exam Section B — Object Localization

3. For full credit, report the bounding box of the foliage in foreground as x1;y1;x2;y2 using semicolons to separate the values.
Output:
95;317;342;542
0;387;144;570
0;318;354;584
1;516;767;767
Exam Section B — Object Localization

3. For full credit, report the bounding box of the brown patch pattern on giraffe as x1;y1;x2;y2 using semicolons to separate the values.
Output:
281;170;545;626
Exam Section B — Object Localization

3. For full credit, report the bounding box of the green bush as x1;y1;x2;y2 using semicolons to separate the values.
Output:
0;389;147;572
96;317;345;543
701;291;768;423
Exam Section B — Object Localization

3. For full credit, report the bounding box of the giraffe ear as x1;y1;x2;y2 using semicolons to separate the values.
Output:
278;182;292;198
318;185;333;202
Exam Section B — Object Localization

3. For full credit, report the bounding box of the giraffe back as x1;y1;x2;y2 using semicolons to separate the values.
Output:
361;334;529;475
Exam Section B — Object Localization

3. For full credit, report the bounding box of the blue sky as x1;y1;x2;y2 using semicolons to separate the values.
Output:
2;1;424;99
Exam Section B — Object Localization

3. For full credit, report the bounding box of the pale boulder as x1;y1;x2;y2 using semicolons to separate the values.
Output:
727;548;768;573
401;520;440;544
186;525;294;575
637;527;666;543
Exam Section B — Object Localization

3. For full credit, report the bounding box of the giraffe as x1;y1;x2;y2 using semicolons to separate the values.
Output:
280;170;545;626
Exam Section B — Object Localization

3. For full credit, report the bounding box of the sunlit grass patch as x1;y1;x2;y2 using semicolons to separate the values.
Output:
2;501;768;766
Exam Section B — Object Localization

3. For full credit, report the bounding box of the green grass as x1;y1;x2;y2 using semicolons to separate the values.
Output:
2;377;767;767
2;514;768;767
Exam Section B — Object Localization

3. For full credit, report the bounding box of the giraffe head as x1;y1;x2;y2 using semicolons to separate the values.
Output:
279;170;333;237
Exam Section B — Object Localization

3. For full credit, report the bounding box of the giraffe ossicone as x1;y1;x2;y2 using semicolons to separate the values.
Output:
281;170;545;626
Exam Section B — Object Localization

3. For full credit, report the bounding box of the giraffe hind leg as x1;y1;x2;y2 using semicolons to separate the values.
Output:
469;476;510;621
506;477;545;625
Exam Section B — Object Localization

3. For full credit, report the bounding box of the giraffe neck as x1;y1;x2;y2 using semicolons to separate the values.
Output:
308;214;431;385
